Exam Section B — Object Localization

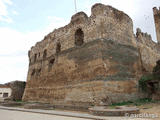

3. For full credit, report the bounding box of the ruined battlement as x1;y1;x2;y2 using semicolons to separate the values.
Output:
136;28;151;39
153;7;160;15
136;28;158;51
91;3;132;22
136;28;152;42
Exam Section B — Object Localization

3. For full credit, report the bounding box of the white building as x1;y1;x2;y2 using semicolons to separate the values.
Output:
0;85;12;101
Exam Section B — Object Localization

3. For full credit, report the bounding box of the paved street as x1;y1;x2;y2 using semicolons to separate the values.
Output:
0;109;91;120
0;106;151;120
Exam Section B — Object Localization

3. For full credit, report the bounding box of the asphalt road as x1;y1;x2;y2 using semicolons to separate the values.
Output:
0;109;91;120
0;107;149;120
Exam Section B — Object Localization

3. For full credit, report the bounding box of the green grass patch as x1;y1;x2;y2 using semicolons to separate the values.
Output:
15;100;23;103
110;98;156;107
111;101;133;107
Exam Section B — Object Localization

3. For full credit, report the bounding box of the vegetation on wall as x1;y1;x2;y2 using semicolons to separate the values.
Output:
139;60;160;93
139;74;154;92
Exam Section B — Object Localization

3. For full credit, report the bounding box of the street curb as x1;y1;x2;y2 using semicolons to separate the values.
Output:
0;106;106;120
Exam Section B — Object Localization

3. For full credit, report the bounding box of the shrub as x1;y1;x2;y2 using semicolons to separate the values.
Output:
139;74;154;92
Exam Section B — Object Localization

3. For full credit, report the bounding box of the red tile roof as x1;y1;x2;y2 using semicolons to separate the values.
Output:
0;84;10;88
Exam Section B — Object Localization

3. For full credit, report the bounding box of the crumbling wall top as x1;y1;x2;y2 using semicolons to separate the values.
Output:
136;28;152;40
136;28;158;51
91;3;132;23
71;12;88;24
153;7;160;15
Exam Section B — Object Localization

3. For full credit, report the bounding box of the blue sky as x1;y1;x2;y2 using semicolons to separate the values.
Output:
0;0;160;84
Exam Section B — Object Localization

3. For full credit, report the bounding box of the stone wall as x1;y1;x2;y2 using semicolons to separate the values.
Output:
23;39;142;105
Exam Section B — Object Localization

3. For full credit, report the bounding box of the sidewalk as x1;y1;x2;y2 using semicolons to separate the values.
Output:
0;106;149;120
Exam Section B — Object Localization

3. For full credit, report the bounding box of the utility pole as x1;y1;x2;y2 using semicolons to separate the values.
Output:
74;0;77;13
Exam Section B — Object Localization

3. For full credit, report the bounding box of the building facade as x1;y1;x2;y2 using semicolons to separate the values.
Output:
0;85;12;101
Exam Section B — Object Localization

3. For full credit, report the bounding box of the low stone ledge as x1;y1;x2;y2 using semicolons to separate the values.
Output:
24;103;54;110
53;104;89;112
89;106;140;116
1;102;23;107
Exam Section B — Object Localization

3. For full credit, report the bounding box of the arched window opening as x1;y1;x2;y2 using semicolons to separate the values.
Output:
56;43;61;54
43;49;47;59
34;54;37;62
48;58;55;72
75;28;84;46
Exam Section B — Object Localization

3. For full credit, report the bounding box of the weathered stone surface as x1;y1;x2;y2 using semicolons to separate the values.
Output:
23;3;160;107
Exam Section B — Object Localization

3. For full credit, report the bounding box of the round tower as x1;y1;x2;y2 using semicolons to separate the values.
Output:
153;7;160;43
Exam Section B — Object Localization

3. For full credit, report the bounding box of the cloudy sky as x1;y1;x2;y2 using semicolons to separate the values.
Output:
0;0;160;84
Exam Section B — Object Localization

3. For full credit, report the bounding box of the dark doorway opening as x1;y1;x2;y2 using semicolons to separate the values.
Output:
56;43;61;54
48;58;55;72
75;28;84;46
34;54;37;62
43;49;47;59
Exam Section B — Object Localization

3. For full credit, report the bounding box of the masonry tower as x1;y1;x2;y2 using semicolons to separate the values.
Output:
153;7;160;43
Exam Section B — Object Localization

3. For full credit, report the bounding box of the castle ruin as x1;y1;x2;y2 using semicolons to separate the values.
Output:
22;3;160;106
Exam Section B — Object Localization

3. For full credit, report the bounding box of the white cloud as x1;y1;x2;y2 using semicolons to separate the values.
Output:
0;16;67;84
3;0;12;5
0;15;12;23
0;0;12;16
0;55;28;84
12;10;18;15
0;16;68;56
0;0;13;23
0;28;33;84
